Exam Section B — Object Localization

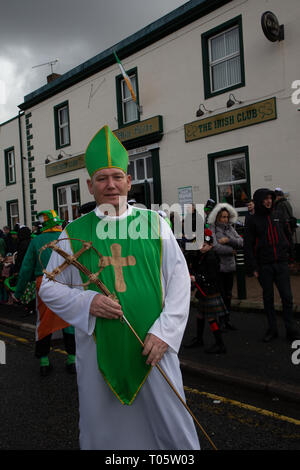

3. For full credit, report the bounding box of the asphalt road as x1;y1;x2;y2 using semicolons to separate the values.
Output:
0;325;79;450
183;373;300;451
0;324;299;451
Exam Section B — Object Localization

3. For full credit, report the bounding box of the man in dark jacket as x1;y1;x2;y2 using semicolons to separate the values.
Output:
273;188;296;238
244;188;300;342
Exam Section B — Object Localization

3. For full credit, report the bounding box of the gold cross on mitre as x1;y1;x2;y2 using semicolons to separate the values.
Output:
99;243;136;292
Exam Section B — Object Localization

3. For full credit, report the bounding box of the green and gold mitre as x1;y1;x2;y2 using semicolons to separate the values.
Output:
85;125;128;177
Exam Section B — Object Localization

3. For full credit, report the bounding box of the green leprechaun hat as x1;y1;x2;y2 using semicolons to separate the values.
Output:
37;210;64;232
85;125;128;177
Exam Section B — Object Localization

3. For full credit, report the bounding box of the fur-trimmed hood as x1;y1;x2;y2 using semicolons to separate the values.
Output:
207;203;238;225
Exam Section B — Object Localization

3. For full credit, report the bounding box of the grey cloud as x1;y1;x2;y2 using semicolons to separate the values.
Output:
0;0;187;121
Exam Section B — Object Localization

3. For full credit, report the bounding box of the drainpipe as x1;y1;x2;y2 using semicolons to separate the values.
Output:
18;110;27;225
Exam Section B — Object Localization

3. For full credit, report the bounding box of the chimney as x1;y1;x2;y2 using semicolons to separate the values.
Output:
47;73;61;84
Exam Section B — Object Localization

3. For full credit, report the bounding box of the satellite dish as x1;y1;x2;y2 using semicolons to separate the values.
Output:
261;11;284;42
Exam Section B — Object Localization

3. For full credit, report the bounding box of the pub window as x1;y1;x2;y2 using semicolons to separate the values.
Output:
116;67;140;128
4;147;16;185
128;155;153;183
215;154;248;209
202;16;245;99
208;147;251;212
7;200;19;229
54;101;71;149
55;180;80;222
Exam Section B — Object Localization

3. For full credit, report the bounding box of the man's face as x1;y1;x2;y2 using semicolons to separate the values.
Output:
87;168;131;214
248;201;254;212
262;194;273;209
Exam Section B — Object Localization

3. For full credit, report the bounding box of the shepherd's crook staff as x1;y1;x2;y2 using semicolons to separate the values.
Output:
41;238;218;451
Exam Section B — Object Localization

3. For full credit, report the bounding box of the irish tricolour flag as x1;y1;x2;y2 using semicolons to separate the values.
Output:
114;51;137;103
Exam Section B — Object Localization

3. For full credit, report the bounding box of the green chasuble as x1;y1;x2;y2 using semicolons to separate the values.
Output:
66;208;163;405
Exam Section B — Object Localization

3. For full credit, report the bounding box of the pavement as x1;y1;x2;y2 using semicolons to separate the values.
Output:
0;273;300;403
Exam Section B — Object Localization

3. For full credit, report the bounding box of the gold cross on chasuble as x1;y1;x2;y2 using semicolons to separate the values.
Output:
99;243;136;292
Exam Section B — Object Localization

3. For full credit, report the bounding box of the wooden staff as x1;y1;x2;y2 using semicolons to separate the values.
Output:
42;238;217;451
121;315;217;450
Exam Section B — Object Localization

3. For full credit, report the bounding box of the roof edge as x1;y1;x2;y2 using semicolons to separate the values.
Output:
19;0;233;111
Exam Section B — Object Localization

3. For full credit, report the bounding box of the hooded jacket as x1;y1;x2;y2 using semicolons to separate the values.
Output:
273;197;293;222
273;196;296;235
207;203;243;273
244;188;292;274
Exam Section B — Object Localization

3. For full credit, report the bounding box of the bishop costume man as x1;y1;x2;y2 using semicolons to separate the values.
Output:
39;125;200;450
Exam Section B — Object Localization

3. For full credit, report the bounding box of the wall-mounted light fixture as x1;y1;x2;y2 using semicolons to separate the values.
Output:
45;154;62;164
45;155;53;164
57;149;72;160
226;93;243;108
45;150;72;164
196;104;212;117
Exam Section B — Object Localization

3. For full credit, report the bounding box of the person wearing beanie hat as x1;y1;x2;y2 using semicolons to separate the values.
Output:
13;210;76;376
204;198;216;226
244;188;300;343
39;125;199;450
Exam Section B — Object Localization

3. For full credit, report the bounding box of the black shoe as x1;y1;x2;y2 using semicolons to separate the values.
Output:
40;363;53;377
204;343;226;354
66;363;76;374
183;337;203;349
263;329;278;343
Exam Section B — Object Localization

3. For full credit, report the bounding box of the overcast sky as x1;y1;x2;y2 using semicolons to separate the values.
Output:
0;0;188;123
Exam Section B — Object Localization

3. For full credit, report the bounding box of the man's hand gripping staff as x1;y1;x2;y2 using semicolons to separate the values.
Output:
40;238;217;451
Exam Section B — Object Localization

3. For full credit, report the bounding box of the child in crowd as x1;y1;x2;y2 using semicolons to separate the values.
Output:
185;228;227;354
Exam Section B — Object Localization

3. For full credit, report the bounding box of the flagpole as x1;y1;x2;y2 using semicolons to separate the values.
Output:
113;50;140;112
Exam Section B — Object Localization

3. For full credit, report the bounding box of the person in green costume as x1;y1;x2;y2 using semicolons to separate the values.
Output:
39;125;199;450
12;210;76;376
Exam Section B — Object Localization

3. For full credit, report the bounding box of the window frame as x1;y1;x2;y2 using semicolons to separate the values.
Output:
4;146;16;185
128;153;153;184
54;101;71;149
201;15;245;99
53;179;80;222
116;66;140;128
207;146;251;213
6;199;19;229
